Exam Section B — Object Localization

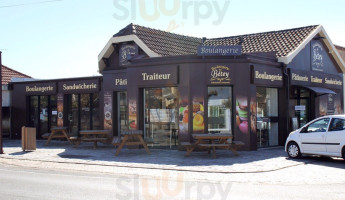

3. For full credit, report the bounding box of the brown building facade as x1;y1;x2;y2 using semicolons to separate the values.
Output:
10;24;345;150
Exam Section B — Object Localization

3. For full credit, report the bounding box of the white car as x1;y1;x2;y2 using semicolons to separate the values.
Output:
285;115;345;159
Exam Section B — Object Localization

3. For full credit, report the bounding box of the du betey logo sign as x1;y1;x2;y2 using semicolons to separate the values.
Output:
210;65;231;84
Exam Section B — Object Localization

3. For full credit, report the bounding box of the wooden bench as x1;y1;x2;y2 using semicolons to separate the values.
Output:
228;140;245;156
114;130;151;156
181;142;196;156
198;144;230;147
42;132;66;139
144;137;154;144
112;137;122;146
45;127;73;145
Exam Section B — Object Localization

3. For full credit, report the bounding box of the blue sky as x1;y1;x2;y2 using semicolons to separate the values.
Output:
1;0;344;79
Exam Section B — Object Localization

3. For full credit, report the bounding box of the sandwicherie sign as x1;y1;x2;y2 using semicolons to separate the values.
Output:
58;79;100;93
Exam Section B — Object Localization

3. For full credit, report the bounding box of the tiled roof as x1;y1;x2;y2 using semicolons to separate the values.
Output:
1;65;31;85
204;25;318;57
114;23;203;56
113;24;319;58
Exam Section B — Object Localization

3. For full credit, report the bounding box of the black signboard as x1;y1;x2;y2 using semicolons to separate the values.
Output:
311;40;325;72
327;94;335;115
206;64;235;85
58;79;100;94
103;72;127;90
119;44;138;66
25;82;57;95
197;45;242;56
290;69;309;86
252;65;283;87
128;66;178;86
290;69;343;89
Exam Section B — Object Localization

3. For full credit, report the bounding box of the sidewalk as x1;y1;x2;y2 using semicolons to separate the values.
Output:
2;139;345;184
0;139;300;173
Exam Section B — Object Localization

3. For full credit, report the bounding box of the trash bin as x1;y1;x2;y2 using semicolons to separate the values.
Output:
22;126;36;151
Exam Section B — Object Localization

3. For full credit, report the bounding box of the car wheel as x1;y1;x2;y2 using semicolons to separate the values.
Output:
342;147;345;160
287;142;301;158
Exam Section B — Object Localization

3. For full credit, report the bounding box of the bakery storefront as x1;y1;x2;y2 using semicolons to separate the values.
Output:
9;24;345;151
10;77;102;139
101;52;284;150
286;40;344;131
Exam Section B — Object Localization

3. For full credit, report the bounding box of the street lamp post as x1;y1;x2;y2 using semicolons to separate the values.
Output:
0;51;3;154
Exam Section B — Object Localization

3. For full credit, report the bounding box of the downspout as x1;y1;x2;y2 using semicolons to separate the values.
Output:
283;64;290;137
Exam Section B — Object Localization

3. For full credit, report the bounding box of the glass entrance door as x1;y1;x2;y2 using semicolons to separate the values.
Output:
28;95;57;138
144;87;179;148
113;91;128;136
291;88;310;128
65;94;79;137
256;87;279;148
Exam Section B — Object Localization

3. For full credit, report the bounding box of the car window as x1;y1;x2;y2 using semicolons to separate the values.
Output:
328;118;345;132
304;118;330;133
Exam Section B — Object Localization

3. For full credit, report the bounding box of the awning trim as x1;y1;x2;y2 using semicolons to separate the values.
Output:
303;86;336;96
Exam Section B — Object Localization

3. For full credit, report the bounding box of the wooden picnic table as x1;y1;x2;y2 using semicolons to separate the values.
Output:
182;133;244;158
45;127;73;146
75;130;111;149
113;130;151;156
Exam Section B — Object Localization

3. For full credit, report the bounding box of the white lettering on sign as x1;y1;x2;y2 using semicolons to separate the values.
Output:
292;73;309;82
142;73;171;81
62;83;97;90
255;71;282;82
310;76;323;84
26;86;54;93
115;79;127;86
325;78;342;86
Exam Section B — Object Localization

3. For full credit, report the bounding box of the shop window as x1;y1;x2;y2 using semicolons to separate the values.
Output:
207;87;232;134
29;96;39;128
92;93;101;130
144;87;179;148
80;94;91;130
50;95;57;128
65;93;100;136
257;87;279;147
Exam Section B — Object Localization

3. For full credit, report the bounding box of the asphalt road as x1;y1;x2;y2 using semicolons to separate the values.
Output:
1;163;345;200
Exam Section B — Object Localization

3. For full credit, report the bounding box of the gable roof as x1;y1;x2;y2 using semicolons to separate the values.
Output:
114;23;203;56
203;25;318;57
98;24;345;73
1;65;31;85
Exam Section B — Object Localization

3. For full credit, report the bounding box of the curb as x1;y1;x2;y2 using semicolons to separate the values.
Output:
0;155;310;174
